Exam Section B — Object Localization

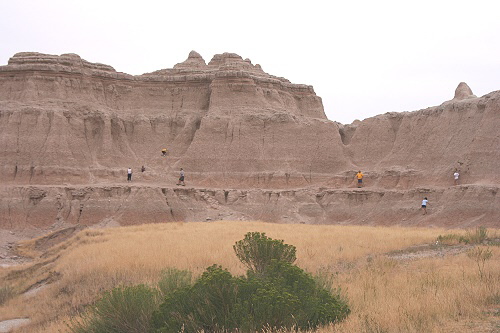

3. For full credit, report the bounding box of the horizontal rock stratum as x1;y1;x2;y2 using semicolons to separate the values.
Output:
0;51;499;228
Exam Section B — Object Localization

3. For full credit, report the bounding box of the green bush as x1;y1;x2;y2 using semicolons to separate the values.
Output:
152;262;350;333
242;260;350;331
75;233;350;333
69;284;159;333
152;234;350;332
157;267;193;297
152;265;240;333
233;232;296;275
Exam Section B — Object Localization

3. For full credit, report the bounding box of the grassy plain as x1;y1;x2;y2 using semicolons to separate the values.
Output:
1;221;499;332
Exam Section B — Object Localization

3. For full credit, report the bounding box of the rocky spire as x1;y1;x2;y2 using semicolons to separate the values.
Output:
173;50;206;69
453;82;476;100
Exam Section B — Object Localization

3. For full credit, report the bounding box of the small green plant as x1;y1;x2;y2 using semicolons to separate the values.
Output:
69;284;159;333
465;226;488;244
233;232;296;274
436;233;462;245
467;247;493;279
437;226;489;245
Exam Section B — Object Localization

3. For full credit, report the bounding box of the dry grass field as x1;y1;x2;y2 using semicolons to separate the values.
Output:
1;221;499;333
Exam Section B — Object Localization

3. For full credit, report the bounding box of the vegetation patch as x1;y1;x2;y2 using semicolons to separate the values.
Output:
437;226;499;246
70;232;350;333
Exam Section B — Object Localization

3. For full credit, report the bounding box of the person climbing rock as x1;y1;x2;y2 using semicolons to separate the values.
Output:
177;168;185;186
453;170;460;185
421;197;428;215
127;167;132;182
356;170;364;188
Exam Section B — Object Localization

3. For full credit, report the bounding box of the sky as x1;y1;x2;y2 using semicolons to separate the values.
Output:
1;0;499;124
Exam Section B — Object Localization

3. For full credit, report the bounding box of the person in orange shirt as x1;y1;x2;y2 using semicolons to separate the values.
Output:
356;171;363;188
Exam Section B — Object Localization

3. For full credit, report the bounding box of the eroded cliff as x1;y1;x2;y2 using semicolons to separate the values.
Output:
0;52;498;229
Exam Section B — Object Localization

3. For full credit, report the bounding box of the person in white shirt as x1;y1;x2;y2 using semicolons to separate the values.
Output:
177;168;185;186
127;167;132;182
453;170;460;185
421;197;428;215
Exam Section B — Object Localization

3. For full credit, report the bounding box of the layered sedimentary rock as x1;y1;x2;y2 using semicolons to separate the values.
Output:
1;184;498;229
0;51;341;187
0;51;499;228
341;88;500;186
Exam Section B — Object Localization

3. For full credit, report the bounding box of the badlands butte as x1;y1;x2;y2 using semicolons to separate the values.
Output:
0;51;499;231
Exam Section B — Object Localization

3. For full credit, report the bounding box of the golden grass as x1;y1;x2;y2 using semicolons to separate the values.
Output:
1;221;498;333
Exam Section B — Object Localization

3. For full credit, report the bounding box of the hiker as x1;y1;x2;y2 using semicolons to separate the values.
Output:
421;197;428;215
177;168;185;186
162;148;167;156
453;170;460;185
141;165;146;173
127;167;132;182
356;170;364;188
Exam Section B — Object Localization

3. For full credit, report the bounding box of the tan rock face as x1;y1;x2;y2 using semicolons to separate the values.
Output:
0;51;332;186
2;184;497;230
0;52;499;229
453;82;476;100
344;90;500;186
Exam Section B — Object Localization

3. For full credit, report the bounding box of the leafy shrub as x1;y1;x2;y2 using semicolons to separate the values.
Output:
69;284;158;333
152;234;350;332
75;233;350;333
157;267;192;297
233;232;296;274
241;260;350;331
152;265;240;332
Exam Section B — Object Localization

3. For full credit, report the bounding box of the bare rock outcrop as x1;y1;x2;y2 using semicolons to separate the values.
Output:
173;50;207;69
453;82;476;100
0;51;333;187
1;184;498;230
0;52;499;228
342;86;499;186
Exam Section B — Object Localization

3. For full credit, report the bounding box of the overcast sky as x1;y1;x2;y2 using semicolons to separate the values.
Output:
1;0;499;124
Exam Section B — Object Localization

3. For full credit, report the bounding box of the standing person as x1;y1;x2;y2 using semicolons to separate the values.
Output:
453;170;460;185
421;197;428;215
356;171;364;188
177;168;185;186
127;167;132;182
141;165;146;173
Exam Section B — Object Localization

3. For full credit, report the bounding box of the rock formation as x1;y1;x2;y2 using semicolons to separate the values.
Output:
0;51;334;187
0;51;499;229
453;82;476;100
